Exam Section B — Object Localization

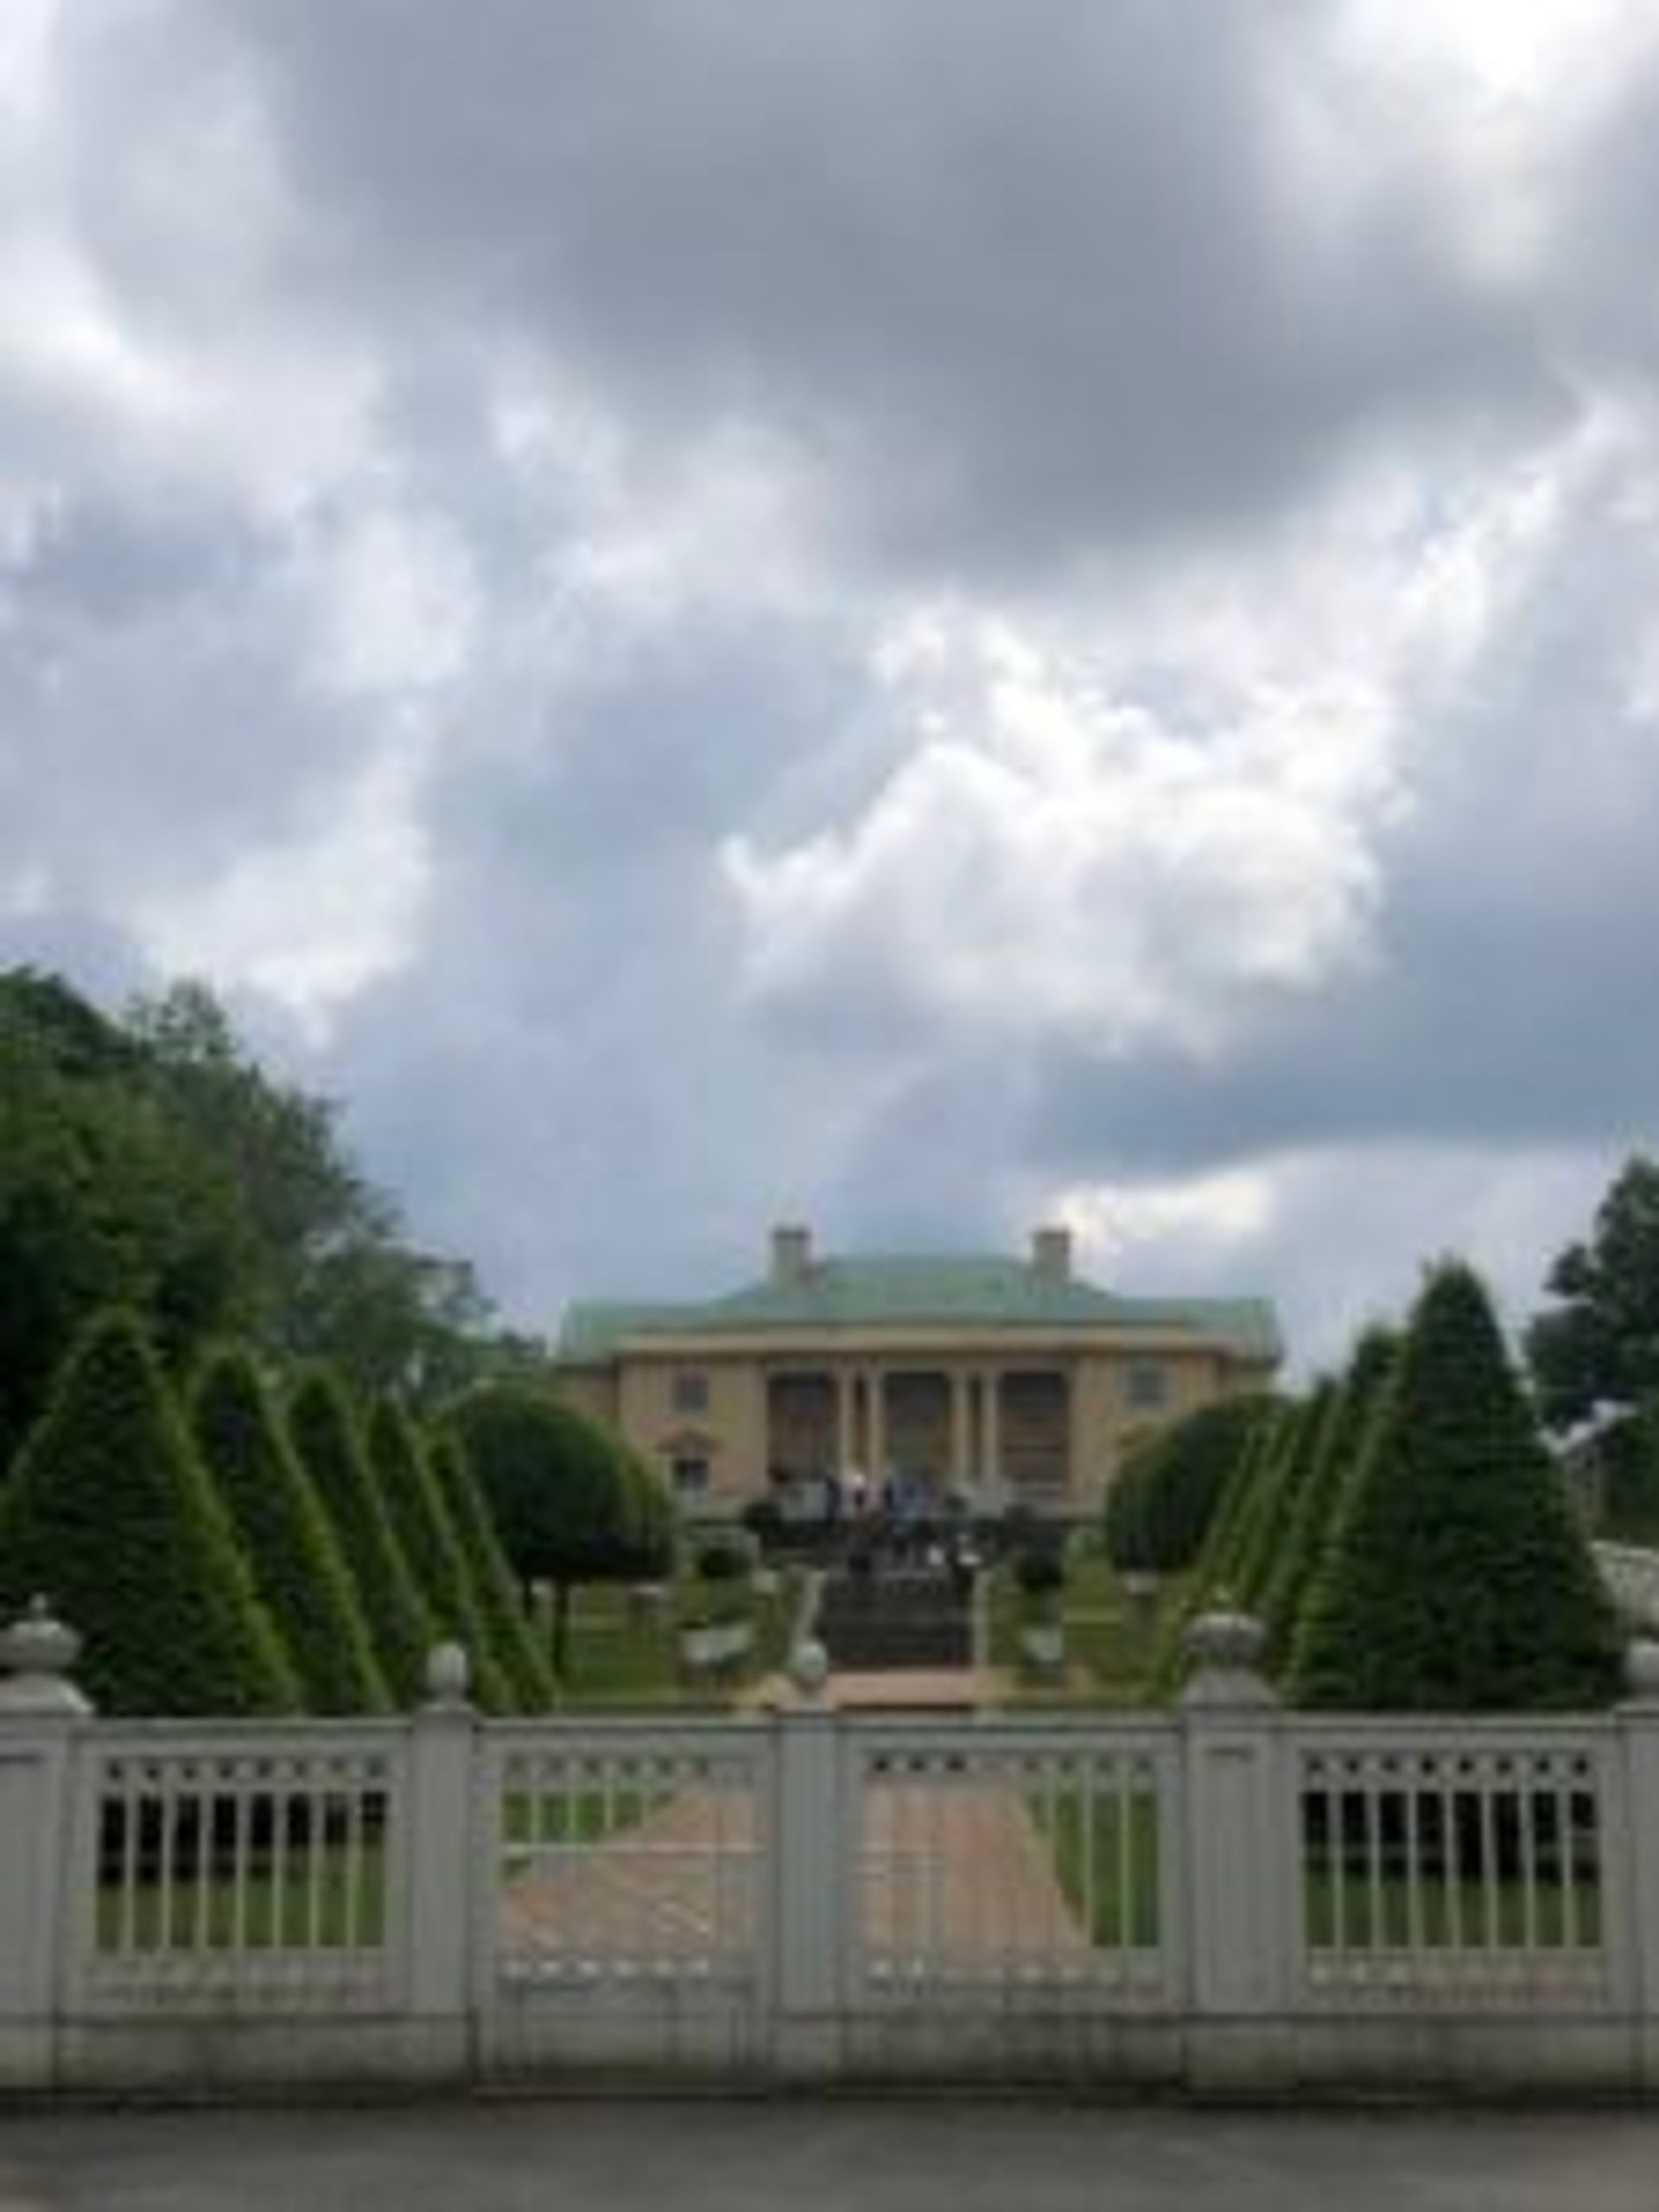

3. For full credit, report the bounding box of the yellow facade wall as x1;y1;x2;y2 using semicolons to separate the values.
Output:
614;1357;766;1504
572;1338;1272;1513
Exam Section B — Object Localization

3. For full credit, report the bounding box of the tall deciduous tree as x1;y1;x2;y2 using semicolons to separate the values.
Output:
1527;1154;1659;1432
1293;1261;1624;1712
191;1348;390;1714
130;981;499;1404
0;974;247;1468
0;966;539;1472
0;1312;299;1715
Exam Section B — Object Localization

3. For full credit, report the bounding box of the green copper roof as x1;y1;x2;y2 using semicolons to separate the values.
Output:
558;1253;1281;1363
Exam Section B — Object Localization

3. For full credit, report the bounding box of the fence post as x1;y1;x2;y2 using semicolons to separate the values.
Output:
0;1600;93;2091
404;1643;479;2079
1178;1607;1294;2092
769;1640;848;2081
1618;1639;1659;2085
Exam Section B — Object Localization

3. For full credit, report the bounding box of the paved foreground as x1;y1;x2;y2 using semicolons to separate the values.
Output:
3;2101;1659;2211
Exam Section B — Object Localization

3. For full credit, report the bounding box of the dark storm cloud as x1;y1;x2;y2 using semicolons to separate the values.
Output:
9;0;1659;1364
280;609;874;1313
90;0;1561;577
0;515;368;899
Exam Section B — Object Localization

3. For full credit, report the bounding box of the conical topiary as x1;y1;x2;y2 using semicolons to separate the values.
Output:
365;1398;514;1712
0;1310;299;1714
1291;1260;1624;1711
1148;1395;1289;1699
1261;1325;1399;1669
191;1346;390;1714
1232;1382;1336;1616
285;1369;435;1708
429;1429;556;1709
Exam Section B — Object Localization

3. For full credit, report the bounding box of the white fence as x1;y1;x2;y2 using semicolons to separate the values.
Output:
6;1630;1659;2094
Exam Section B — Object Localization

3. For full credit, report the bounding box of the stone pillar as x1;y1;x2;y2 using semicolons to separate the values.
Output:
1178;1608;1293;2092
770;1646;848;2079
404;1644;479;2075
1618;1640;1659;2083
0;1599;92;2092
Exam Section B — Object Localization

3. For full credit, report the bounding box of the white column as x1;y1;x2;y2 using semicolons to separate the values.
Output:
982;1368;1001;1494
867;1367;887;1484
835;1368;855;1471
950;1368;971;1493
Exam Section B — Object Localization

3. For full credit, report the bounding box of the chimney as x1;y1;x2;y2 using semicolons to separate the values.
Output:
771;1224;813;1286
1032;1224;1072;1282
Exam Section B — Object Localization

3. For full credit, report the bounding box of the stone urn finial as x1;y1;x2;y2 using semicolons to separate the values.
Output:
0;1595;93;1717
423;1640;472;1712
1624;1637;1659;1706
1179;1602;1278;1710
787;1637;830;1704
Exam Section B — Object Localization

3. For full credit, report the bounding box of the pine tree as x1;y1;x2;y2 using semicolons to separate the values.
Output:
428;1429;557;1709
190;1347;390;1714
0;1311;298;1714
365;1399;514;1712
286;1370;435;1707
1292;1261;1624;1711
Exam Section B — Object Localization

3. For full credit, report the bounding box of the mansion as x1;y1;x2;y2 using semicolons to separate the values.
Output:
555;1225;1281;1516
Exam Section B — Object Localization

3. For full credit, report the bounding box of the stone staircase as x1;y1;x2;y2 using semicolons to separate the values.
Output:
817;1563;974;1670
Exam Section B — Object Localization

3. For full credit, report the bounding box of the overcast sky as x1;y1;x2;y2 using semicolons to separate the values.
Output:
4;0;1658;1370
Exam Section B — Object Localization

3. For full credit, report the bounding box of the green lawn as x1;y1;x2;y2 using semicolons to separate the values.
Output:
1028;1786;1162;1947
97;1834;388;1953
501;1779;677;1848
1302;1868;1602;1952
537;1563;804;1707
985;1541;1191;1706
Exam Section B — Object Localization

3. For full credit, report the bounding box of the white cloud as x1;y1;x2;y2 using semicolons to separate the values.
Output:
1051;1170;1279;1268
311;508;479;697
724;607;1400;1057
6;0;1659;1358
133;734;433;1038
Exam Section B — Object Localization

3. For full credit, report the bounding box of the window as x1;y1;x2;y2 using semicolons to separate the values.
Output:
672;1369;709;1414
671;1454;710;1498
1124;1360;1170;1412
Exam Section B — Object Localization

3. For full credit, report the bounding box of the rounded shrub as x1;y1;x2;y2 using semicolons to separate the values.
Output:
428;1429;557;1709
1014;1548;1066;1599
1103;1395;1272;1576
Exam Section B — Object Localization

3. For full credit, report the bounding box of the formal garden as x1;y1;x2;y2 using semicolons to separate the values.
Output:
10;969;1659;2099
3;962;1659;1724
